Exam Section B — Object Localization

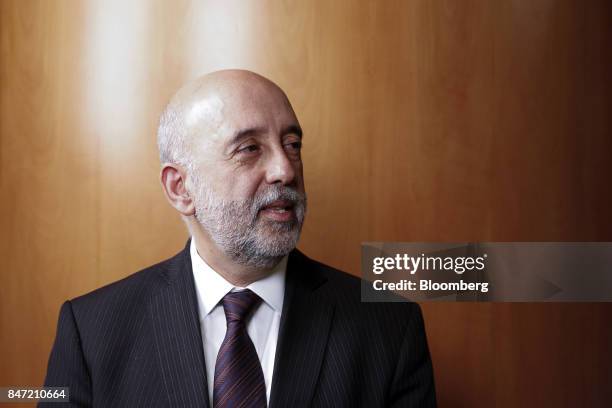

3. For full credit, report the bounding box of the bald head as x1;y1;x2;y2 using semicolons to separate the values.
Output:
157;69;295;170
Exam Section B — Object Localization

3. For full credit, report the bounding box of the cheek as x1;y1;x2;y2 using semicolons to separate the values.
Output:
294;162;306;191
222;173;264;201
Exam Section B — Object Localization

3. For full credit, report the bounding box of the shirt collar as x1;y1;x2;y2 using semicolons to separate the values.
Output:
190;237;286;317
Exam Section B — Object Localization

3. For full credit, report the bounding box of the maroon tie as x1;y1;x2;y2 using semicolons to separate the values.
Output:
213;290;267;408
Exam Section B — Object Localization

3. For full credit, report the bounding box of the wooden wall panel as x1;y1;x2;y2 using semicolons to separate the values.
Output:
1;0;610;406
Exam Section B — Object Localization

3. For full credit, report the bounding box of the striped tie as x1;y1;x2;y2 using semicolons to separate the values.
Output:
213;289;267;408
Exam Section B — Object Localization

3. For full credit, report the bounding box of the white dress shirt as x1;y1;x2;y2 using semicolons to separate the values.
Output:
190;238;286;406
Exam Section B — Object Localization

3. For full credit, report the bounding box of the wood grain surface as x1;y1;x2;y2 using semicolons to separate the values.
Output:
1;1;610;406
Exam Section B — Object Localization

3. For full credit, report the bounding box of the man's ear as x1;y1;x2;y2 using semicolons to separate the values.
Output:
160;164;195;216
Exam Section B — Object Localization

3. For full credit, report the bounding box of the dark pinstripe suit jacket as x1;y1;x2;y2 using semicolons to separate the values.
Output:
42;240;436;407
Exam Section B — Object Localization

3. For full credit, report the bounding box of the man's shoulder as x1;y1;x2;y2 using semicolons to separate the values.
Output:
68;248;183;316
290;249;361;289
291;249;421;321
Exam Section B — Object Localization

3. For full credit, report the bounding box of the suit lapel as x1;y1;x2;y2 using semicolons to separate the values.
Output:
148;240;210;408
269;250;336;407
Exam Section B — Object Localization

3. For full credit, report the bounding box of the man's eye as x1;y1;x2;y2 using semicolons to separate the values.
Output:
237;144;260;154
284;141;302;151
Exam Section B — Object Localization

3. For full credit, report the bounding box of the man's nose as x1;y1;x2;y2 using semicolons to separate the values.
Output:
264;148;296;185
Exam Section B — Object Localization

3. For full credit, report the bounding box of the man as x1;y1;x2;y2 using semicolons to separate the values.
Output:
42;70;436;407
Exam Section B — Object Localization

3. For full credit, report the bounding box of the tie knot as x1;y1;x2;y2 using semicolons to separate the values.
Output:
221;289;262;324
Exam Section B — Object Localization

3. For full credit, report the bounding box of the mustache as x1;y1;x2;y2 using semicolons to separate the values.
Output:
252;185;306;212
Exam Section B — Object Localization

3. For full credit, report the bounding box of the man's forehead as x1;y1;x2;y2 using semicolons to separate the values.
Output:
180;76;298;140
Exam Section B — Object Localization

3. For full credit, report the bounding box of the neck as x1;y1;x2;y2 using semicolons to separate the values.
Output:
189;221;280;287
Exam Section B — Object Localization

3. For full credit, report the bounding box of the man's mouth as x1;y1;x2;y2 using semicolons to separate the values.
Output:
259;199;295;221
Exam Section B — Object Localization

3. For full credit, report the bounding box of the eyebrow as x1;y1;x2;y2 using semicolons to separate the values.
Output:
283;124;303;138
227;124;303;147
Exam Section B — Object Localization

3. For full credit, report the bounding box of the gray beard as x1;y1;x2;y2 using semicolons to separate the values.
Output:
192;181;306;269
